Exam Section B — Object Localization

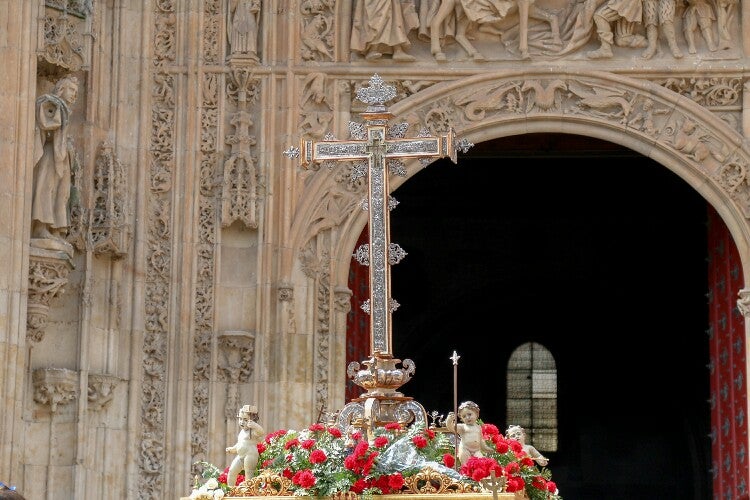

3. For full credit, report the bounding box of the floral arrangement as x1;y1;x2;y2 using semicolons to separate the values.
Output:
192;420;561;499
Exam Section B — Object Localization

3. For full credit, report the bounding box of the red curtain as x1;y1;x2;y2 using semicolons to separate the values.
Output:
345;226;371;401
708;205;749;499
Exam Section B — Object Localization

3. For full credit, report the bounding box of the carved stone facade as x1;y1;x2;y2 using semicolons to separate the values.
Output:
1;1;749;499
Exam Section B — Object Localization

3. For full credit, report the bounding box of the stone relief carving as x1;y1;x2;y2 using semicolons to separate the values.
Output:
300;0;335;61
87;374;121;411
350;0;418;61
222;110;260;228
33;367;78;413
222;69;261;228
91;141;129;258
345;0;740;61
39;9;85;74
27;247;74;343
45;0;92;17
218;331;257;419
139;0;177;495
299;239;333;415
228;0;260;61
658;77;742;109
299;73;334;138
192;0;224;470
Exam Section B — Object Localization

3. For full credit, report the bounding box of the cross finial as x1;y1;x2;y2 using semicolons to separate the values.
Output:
450;351;461;365
356;74;397;112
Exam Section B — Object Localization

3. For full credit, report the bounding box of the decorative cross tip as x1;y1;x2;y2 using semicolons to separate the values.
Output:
356;74;397;110
283;146;300;158
455;138;474;154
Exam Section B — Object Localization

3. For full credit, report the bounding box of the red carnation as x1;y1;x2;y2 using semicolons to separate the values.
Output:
309;449;327;464
374;436;389;448
425;428;435;439
482;423;500;437
301;439;316;449
328;427;342;438
385;422;402;431
256;442;266;454
521;457;534;467
292;469;316;488
443;453;455;468
351;478;368;494
308;423;325;432
412;435;428;448
532;476;547;489
388;472;405;490
506;476;525;492
284;438;299;449
505;462;520;475
547;481;558;493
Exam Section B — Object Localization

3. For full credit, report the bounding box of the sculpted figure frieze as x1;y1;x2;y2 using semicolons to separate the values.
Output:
342;0;740;61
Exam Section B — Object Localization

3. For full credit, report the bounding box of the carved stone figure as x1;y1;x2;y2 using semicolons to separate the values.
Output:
715;0;738;50
683;0;717;54
641;0;682;59
226;404;264;486
426;0;560;61
228;0;260;60
31;76;79;241
350;0;418;61
587;0;644;59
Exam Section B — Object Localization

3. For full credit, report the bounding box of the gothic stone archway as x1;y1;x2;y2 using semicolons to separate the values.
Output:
291;70;750;497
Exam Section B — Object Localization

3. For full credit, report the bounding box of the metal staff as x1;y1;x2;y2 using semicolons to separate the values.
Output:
450;350;460;470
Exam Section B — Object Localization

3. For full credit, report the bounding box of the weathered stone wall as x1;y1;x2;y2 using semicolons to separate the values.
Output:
1;1;749;499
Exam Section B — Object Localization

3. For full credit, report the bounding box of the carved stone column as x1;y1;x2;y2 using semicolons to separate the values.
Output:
27;246;74;343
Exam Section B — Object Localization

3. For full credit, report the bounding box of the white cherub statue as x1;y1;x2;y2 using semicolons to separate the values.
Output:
506;424;548;466
226;404;264;487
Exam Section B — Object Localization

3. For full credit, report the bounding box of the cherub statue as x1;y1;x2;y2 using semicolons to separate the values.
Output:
506;424;548;466
226;404;264;487
446;400;492;465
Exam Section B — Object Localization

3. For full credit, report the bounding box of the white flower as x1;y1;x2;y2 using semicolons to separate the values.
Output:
213;490;225;499
189;489;212;500
205;478;219;490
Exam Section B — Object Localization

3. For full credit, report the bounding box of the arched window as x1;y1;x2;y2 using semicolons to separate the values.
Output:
506;342;558;452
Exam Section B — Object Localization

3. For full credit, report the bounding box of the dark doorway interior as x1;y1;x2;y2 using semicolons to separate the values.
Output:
386;133;712;499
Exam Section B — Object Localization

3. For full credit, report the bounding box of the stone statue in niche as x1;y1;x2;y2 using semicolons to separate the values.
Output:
226;404;264;487
350;0;419;61
31;75;79;246
228;0;260;61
